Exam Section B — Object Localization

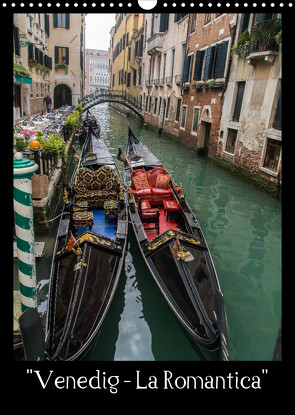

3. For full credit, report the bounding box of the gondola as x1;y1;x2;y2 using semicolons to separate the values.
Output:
82;109;100;136
44;126;128;361
118;128;229;361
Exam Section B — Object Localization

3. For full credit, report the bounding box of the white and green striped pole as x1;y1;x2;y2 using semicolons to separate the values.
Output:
13;152;39;312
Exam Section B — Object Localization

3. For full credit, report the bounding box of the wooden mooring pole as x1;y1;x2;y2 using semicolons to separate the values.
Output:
13;152;38;312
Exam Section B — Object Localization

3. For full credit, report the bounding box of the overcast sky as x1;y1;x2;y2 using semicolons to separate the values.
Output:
85;14;116;51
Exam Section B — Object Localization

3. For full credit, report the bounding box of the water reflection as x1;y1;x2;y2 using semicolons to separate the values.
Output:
114;244;155;361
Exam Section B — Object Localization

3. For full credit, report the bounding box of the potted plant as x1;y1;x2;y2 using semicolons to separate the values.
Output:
55;63;68;74
251;19;282;52
40;132;65;163
231;29;251;57
13;131;29;151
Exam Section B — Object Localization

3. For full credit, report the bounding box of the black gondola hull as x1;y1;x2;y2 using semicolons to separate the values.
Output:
45;123;128;361
122;128;229;361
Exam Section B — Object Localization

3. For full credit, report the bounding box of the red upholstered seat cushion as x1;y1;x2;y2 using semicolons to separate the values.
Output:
131;169;149;189
132;188;153;200
148;167;169;187
155;173;170;189
151;188;172;197
132;173;150;190
163;199;179;212
142;209;159;219
140;199;152;210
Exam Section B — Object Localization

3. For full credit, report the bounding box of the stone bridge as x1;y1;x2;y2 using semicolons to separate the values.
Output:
80;89;144;119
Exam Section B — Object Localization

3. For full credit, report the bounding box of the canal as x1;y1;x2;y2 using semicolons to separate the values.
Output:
14;103;282;361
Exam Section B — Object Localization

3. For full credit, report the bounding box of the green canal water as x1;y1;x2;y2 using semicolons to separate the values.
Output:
15;103;281;361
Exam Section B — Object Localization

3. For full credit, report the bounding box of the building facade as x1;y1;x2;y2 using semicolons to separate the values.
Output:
142;13;188;133
111;13;145;105
219;12;282;188
179;13;236;156
85;49;110;95
13;13;85;118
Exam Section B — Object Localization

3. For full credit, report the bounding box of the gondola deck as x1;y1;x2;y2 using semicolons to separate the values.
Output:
45;118;128;361
119;128;229;361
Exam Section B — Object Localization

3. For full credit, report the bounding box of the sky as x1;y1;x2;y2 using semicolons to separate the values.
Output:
85;14;116;51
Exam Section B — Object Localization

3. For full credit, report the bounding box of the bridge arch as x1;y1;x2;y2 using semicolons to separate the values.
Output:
81;90;144;120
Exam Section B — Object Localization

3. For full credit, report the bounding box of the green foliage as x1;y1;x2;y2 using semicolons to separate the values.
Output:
40;133;65;155
13;63;30;78
65;110;81;135
76;103;83;113
35;64;50;79
231;30;251;57
54;63;68;73
13;131;29;150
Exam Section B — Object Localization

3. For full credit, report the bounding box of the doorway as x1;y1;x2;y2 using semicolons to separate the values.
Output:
198;121;211;155
54;84;72;109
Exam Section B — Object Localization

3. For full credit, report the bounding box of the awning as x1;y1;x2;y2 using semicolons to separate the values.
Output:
13;75;33;85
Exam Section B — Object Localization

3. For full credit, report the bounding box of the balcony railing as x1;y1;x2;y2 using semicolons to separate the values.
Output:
166;76;173;86
147;33;164;55
175;75;183;85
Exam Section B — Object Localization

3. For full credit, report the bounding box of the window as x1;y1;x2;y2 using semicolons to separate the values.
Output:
171;49;175;78
154;97;158;114
193;41;229;81
263;138;281;172
182;53;194;83
189;13;197;33
55;46;69;64
158;97;162;115
181;106;187;129
232;82;245;122
225;128;238;153
53;14;70;29
174;13;187;23
127;72;131;87
175;98;182;122
204;14;212;24
192;107;200;133
149;96;152;113
133;68;137;86
159;14;169;32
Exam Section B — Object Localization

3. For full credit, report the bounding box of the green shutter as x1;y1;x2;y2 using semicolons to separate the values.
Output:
182;55;190;82
203;46;216;80
193;50;204;81
53;13;57;28
213;41;228;79
65;47;69;65
66;14;70;29
55;46;58;63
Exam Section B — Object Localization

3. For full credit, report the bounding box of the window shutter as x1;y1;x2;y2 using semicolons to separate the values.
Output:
193;50;204;81
65;47;69;65
66;14;70;29
160;14;169;32
203;46;216;80
53;13;57;28
182;55;191;82
28;44;34;59
213;41;228;79
44;14;50;36
55;46;59;63
13;25;20;56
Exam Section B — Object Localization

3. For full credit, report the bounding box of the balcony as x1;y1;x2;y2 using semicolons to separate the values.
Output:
175;75;183;85
145;79;153;87
233;18;281;66
166;76;173;86
147;33;164;55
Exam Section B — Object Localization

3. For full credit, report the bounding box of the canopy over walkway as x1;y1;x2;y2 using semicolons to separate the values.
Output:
80;89;144;119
